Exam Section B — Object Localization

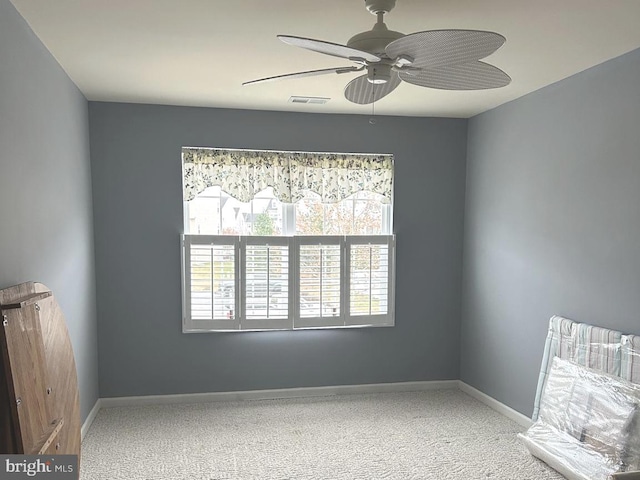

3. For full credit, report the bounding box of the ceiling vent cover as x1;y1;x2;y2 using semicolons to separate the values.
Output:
288;96;330;104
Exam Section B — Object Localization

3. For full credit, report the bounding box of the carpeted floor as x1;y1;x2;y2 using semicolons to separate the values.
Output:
80;389;564;480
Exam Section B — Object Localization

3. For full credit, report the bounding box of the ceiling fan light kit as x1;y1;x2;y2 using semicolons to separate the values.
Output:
243;0;511;104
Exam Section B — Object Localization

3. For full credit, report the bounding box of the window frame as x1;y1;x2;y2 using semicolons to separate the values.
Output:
181;147;396;333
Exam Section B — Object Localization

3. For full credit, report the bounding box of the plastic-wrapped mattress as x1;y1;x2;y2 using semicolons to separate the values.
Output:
520;356;640;480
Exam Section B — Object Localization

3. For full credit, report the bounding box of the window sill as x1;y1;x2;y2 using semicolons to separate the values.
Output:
182;322;395;334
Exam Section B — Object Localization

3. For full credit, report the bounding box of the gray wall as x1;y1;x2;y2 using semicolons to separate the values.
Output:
88;103;467;397
0;0;99;421
461;48;640;416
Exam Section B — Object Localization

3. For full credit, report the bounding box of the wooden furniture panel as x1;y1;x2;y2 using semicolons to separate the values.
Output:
2;302;53;453
36;283;80;456
0;282;80;471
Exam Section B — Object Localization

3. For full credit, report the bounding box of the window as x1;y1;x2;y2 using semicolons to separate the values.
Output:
181;147;395;332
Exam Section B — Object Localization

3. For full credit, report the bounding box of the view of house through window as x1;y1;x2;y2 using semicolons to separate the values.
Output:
181;147;395;332
185;187;389;236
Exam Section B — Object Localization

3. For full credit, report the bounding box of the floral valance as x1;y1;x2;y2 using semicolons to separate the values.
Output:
182;147;394;204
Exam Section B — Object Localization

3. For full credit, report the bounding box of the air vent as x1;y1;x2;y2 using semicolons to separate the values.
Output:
288;96;330;105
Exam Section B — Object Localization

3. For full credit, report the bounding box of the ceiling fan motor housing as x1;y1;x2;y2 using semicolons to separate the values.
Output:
347;22;404;56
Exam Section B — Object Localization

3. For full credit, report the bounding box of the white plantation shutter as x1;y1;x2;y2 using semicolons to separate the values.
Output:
295;236;344;328
183;234;394;331
346;236;395;326
241;237;293;330
182;235;240;331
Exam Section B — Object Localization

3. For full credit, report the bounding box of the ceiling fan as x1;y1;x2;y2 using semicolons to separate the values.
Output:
243;0;511;104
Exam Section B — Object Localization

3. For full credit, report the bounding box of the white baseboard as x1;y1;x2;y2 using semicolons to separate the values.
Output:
457;381;532;428
100;380;459;408
81;399;102;441
84;381;531;440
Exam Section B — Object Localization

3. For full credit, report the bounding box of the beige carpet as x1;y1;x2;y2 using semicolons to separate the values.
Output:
80;389;564;480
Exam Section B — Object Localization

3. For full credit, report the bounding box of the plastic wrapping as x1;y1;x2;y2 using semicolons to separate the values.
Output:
533;316;640;421
520;357;640;480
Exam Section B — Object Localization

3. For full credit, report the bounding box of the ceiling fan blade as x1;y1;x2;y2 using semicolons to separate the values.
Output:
386;30;505;69
344;72;401;104
278;35;381;63
399;61;511;90
243;66;362;86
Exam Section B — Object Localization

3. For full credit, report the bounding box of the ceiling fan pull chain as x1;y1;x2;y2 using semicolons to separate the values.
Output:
370;82;377;124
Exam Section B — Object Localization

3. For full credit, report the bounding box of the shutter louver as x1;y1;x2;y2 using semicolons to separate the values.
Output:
299;243;341;319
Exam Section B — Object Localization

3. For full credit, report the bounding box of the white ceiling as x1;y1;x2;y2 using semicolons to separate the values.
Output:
10;0;640;118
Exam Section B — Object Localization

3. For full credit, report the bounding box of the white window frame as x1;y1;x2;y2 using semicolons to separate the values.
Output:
182;234;395;332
